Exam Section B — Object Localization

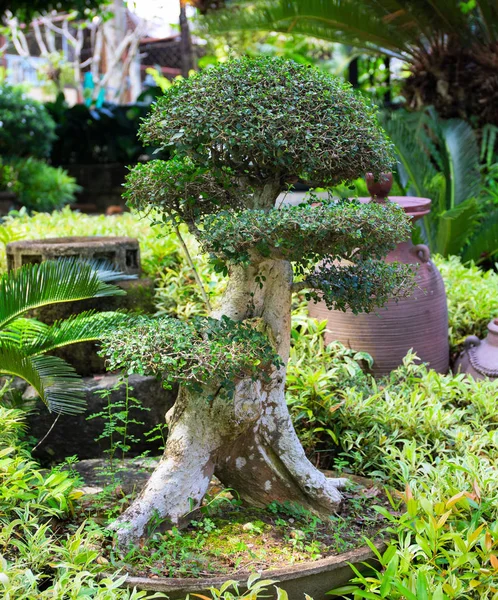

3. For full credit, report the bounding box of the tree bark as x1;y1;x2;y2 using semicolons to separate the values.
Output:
109;257;346;547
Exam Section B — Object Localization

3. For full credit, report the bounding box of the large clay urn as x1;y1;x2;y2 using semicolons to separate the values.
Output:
454;319;498;380
308;175;449;377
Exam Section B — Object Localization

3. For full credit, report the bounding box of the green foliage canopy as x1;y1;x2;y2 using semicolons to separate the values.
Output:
100;315;282;391
138;56;394;196
199;199;409;264
120;57;413;389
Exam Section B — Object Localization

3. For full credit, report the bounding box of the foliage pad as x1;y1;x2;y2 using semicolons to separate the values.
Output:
100;315;283;391
199;198;410;264
139;56;394;191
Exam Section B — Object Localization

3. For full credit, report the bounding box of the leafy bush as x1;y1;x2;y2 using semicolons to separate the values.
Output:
101;314;282;391
0;85;56;159
331;490;498;599
13;158;80;212
141;56;394;187
288;323;498;598
436;255;498;353
0;405;166;599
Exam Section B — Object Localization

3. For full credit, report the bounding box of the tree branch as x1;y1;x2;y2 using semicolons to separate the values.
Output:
32;20;49;56
292;280;311;293
173;225;213;313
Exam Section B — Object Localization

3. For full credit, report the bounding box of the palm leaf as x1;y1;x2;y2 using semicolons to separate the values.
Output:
0;317;48;348
208;0;411;58
461;208;498;263
433;197;480;258
0;259;126;331
22;311;134;356
381;109;436;198
207;0;478;59
0;345;86;414
437;118;481;209
82;259;137;284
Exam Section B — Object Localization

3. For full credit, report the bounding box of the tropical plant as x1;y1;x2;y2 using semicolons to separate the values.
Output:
209;0;498;126
330;488;498;599
0;85;56;159
382;108;498;262
0;258;131;414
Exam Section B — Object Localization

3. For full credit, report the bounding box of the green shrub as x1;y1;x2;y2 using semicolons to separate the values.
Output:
288;323;498;599
13;158;80;212
141;56;394;187
0;405;166;599
330;491;498;599
0;85;56;159
435;254;498;352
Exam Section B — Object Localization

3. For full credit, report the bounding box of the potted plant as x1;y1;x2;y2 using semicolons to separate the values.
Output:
97;56;413;588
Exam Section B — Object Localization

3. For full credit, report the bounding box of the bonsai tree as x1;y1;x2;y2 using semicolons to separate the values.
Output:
101;57;412;546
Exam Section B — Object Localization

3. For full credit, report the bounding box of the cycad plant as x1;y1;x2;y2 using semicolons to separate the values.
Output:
0;259;131;414
382;108;498;263
209;0;498;126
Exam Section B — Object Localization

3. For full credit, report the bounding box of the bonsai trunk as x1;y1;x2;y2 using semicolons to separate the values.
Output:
109;257;346;546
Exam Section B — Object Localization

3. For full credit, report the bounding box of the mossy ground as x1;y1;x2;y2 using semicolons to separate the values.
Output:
67;477;397;579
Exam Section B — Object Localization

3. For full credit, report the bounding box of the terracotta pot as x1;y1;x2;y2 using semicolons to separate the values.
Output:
454;318;498;379
365;172;393;201
308;182;449;377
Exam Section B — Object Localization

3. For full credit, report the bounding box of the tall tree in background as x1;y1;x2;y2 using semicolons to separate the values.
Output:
208;0;498;127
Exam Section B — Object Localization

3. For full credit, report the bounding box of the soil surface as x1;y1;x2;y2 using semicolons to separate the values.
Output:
65;463;399;579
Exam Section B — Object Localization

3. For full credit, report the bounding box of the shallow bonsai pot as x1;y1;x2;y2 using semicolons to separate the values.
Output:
120;540;386;600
